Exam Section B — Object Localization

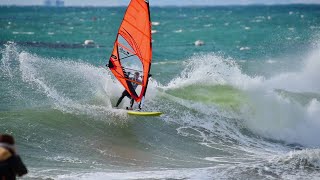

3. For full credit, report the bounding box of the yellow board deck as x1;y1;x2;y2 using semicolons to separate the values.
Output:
127;111;162;116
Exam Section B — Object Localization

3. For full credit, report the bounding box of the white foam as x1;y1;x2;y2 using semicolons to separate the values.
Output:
151;21;160;26
274;149;320;170
239;47;250;51
161;54;285;155
45;155;85;164
163;44;320;147
12;31;34;35
173;29;183;33
252;19;263;23
166;53;261;91
265;46;320;92
55;168;219;180
204;24;213;27
5;47;128;121
241;44;320;147
288;27;295;31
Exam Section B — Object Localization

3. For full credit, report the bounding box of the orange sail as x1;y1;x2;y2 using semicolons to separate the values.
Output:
107;0;152;103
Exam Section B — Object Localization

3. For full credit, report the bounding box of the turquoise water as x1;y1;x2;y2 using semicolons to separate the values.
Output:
1;4;320;179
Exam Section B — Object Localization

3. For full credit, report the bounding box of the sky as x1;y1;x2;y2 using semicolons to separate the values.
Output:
0;0;320;6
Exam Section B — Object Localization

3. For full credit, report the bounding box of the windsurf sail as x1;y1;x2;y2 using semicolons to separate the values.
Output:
107;0;152;104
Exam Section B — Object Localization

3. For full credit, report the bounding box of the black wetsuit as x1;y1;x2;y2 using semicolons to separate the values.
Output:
115;76;142;108
0;147;28;180
115;90;134;108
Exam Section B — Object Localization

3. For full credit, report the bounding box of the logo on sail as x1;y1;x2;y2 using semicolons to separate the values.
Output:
111;54;117;59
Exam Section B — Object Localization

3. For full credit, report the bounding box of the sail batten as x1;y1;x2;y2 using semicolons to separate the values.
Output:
108;0;152;103
122;19;150;38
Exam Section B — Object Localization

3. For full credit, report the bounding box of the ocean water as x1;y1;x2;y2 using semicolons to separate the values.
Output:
1;4;320;180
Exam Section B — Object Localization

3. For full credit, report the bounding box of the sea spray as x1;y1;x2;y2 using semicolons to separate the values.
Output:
1;43;128;120
241;45;320;147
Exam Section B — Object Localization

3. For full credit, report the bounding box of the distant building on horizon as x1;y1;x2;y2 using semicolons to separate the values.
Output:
44;0;64;7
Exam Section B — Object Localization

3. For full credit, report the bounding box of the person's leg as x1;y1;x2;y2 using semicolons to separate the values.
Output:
130;98;134;108
115;91;126;107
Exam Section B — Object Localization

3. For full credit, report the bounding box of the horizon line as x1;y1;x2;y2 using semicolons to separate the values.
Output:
1;3;320;8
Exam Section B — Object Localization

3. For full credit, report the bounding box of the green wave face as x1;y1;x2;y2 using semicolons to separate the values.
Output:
166;84;247;110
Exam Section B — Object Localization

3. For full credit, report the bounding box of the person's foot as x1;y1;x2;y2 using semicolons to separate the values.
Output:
126;107;133;110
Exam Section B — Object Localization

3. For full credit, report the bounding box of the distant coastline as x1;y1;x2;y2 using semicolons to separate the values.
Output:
0;3;320;8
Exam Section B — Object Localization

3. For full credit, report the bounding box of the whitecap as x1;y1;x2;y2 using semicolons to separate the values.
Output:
152;21;160;26
239;47;250;51
12;31;35;35
174;29;183;33
252;19;263;23
204;24;213;27
275;149;320;169
288;27;295;31
310;26;319;29
204;157;237;163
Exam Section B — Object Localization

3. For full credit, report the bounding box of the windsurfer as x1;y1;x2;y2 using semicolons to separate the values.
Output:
115;72;142;110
